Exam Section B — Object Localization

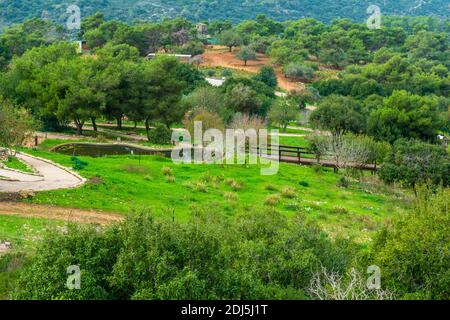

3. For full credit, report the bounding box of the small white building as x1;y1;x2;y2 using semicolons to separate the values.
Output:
146;53;193;63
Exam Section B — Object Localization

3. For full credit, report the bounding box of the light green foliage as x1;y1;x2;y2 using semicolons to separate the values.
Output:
282;63;315;80
0;98;35;151
219;30;243;52
236;46;257;66
268;99;298;132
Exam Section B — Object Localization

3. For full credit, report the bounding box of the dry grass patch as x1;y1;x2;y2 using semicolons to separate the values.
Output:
162;166;173;176
281;187;296;199
265;194;281;207
223;192;239;202
166;175;176;183
225;178;244;191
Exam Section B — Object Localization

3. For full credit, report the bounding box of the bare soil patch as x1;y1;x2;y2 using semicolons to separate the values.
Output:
201;46;305;92
0;202;123;226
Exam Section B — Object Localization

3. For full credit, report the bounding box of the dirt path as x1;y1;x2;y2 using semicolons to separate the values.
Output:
0;152;85;193
201;46;305;92
0;202;123;225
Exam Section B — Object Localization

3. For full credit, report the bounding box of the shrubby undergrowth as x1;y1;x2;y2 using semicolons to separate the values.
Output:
13;210;355;300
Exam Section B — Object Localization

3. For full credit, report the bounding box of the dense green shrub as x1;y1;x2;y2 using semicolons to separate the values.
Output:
378;139;450;191
13;210;355;300
253;66;278;88
71;157;88;170
370;188;450;299
13;226;122;300
148;124;172;145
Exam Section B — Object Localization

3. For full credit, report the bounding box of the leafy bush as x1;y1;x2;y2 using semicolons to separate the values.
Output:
148;124;172;145
282;63;315;81
222;69;232;77
71;157;88;170
13;210;354;300
378;139;450;192
253;66;277;88
299;181;310;187
370;188;450;299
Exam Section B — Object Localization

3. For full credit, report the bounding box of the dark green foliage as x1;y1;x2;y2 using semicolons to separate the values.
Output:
310;95;365;136
298;181;309;187
378;139;450;190
1;1;448;27
367;91;442;143
71;157;88;171
370;188;450;299
39;114;68;133
13;225;122;300
222;69;232;77
254;66;278;88
13;210;355;300
219;30;243;52
223;77;276;116
148;124;172;145
175;63;206;94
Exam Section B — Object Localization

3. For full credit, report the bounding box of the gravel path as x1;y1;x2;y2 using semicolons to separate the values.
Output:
0;152;85;193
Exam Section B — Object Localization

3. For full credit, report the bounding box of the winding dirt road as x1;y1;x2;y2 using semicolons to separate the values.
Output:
0;152;86;193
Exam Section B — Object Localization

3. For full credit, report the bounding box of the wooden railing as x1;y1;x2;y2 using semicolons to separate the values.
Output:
250;144;377;171
250;145;316;163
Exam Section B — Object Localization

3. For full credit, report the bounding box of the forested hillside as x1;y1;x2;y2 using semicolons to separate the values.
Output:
0;0;449;30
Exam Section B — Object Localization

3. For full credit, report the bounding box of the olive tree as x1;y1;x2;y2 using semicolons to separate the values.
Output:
236;46;257;66
0;98;35;155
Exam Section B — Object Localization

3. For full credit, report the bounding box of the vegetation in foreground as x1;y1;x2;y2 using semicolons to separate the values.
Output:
0;187;446;300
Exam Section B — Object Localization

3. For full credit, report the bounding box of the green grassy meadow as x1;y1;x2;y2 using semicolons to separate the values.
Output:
17;145;412;243
0;215;62;252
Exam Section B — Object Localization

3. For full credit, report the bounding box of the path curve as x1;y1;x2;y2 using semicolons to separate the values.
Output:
0;152;86;193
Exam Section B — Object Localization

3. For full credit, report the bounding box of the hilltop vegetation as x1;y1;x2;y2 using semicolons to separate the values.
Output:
0;0;449;29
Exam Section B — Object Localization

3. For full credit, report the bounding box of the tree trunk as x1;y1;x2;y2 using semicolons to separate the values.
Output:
134;121;137;129
117;117;122;130
145;118;151;141
91;117;98;132
229;46;232;52
244;60;247;66
75;122;83;136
